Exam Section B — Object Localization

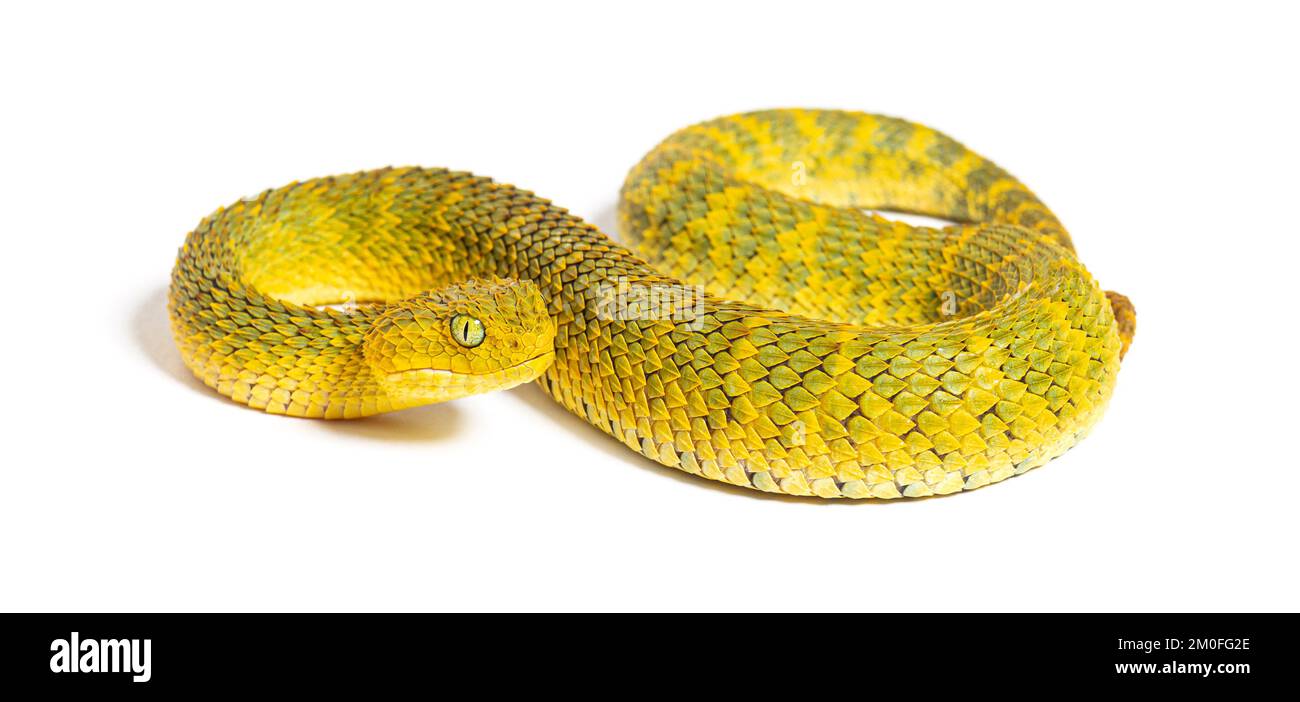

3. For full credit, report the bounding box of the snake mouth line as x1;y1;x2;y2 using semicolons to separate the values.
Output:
384;351;555;381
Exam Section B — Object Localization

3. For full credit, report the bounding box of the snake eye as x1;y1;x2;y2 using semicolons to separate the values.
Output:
450;314;486;348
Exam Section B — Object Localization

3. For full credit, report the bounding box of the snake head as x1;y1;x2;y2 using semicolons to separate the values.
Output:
363;277;555;407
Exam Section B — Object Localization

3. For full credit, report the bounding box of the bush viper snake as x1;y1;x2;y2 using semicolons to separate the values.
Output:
169;109;1134;499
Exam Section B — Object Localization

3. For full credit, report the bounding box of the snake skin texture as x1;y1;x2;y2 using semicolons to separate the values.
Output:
169;109;1133;499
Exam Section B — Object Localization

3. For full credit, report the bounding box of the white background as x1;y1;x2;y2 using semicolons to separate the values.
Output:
2;1;1296;612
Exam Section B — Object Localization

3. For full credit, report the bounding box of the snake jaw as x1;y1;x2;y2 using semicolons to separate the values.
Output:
380;352;555;406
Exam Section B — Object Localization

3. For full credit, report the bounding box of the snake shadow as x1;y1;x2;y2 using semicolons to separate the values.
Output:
131;285;464;442
589;200;621;242
133;286;209;398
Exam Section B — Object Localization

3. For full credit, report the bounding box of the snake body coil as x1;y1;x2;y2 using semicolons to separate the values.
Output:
170;109;1133;499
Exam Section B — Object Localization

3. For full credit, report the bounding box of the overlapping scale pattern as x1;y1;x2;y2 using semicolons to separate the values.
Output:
169;109;1132;498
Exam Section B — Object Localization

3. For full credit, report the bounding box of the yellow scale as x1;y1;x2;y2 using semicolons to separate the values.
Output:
170;109;1133;499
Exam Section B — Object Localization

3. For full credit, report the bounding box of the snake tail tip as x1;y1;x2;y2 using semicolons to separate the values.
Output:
1105;290;1136;359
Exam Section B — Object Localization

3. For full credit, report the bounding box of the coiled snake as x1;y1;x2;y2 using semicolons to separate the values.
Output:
169;109;1134;499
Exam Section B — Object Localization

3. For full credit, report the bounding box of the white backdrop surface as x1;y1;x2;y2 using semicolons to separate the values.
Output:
1;1;1295;611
